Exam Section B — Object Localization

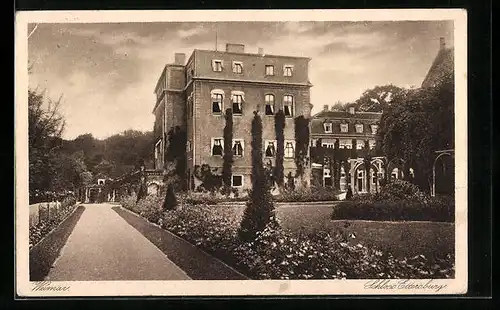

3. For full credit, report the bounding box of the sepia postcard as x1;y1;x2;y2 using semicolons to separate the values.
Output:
15;9;468;297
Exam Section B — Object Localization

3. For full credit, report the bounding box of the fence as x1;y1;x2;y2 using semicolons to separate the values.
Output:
29;201;65;228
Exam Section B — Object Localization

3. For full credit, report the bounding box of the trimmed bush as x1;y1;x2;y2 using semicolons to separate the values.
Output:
331;198;453;222
239;112;277;241
275;186;339;203
222;108;234;192
163;184;178;211
274;109;285;187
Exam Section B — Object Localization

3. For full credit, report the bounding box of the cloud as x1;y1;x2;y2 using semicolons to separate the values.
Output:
28;21;453;139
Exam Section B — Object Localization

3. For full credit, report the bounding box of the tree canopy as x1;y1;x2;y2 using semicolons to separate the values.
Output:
377;70;454;192
353;84;404;112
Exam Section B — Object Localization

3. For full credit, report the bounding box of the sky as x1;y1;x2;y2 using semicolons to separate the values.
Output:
28;20;453;140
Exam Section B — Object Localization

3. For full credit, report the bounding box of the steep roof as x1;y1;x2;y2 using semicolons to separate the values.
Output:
310;110;382;136
312;110;382;120
421;47;454;88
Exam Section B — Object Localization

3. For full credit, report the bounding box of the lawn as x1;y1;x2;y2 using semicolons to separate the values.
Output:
216;203;454;263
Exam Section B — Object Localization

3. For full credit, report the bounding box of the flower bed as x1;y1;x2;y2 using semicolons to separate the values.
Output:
332;180;454;222
121;195;454;279
29;195;78;249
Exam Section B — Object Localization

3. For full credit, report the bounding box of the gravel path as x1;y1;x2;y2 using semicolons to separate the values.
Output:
45;204;190;281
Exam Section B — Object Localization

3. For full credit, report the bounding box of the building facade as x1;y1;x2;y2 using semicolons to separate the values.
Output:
153;43;313;192
309;105;386;194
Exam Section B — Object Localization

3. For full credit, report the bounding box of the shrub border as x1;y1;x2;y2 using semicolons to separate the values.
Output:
29;204;85;281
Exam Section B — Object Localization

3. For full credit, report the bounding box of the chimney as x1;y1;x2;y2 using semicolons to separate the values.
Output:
258;47;264;55
323;105;329;112
348;106;355;115
225;43;245;53
174;53;186;65
440;37;446;50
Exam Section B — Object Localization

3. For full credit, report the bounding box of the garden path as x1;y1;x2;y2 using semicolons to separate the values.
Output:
45;203;191;281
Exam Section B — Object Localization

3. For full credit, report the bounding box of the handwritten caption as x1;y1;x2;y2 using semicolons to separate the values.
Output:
32;281;70;292
364;279;447;293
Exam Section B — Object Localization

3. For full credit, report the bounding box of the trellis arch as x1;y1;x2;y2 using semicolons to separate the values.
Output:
432;150;454;197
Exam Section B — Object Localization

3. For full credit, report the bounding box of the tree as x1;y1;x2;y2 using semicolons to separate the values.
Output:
378;70;454;192
331;100;346;111
354;84;404;112
222;108;234;193
164;126;188;191
294;115;310;185
239;112;277;241
28;88;66;196
274;109;285;188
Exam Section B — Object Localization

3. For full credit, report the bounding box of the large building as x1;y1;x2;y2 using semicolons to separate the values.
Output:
309;105;384;193
153;43;313;192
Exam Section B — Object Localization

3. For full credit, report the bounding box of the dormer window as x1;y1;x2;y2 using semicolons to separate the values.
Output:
232;61;243;74
283;65;294;77
340;123;348;133
371;124;379;134
265;65;274;76
323;122;333;133
211;89;224;114
212;59;223;72
355;124;364;133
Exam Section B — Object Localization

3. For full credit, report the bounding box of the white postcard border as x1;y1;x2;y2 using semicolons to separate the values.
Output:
15;9;468;297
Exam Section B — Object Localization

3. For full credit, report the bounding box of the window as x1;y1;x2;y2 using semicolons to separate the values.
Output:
322;143;334;149
265;94;275;116
340;123;348;133
356;140;365;150
232;175;243;187
283;95;294;117
212;60;223;72
284;141;295;158
211;90;224;114
339;139;352;149
232;94;243;115
323;122;333;133
265;140;277;157
283;65;293;77
355;124;364;133
232;61;243;74
211;138;224;156
371;124;379;134
265;65;274;76
369;140;376;150
232;139;244;157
